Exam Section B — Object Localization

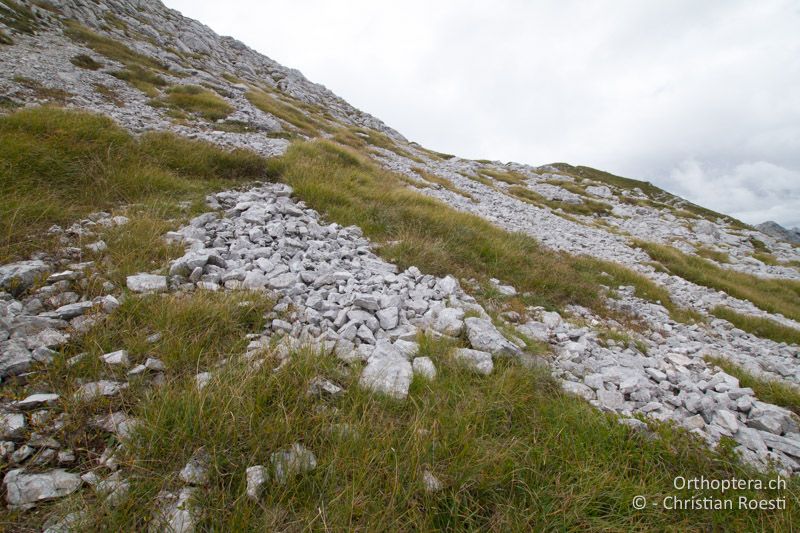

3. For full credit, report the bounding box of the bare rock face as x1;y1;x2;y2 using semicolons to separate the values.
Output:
756;221;800;244
4;469;82;509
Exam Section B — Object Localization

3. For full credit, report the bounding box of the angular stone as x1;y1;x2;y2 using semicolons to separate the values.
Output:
242;271;268;290
735;427;768;454
270;443;317;484
761;433;800;459
376;307;399;330
74;381;127;402
101;349;129;366
452;348;493;375
42;301;94;320
0;412;26;440
245;465;269;500
15;393;59;411
268;272;298;289
195;372;212;389
596;390;624;410
422;469;443;493
359;356;413;399
432;307;465;336
464;317;521;357
713;409;739;434
307;377;344;399
154;487;197;533
353;295;380;311
412;357;436;380
684;414;706;430
748;413;786;435
180;447;211;486
562;381;595;400
95;472;129;507
0;260;49;296
126;274;168;293
4;469;81;509
0;340;33;378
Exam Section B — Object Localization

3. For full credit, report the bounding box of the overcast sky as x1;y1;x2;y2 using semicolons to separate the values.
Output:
163;0;800;228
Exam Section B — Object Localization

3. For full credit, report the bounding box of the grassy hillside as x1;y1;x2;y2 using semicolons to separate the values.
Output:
0;107;267;262
1;107;797;531
551;163;751;228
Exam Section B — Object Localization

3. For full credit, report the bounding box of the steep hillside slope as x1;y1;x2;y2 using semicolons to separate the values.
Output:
1;0;798;530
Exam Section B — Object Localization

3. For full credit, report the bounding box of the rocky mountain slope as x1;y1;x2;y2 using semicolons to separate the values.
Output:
1;0;799;529
757;221;800;245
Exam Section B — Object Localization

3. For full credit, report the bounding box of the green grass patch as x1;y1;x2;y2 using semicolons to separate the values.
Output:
12;75;72;102
462;171;494;187
47;348;799;530
750;237;770;253
109;65;167;97
0;106;269;262
332;126;423;162
637;240;800;322
152;84;233;121
92;82;123;106
411;167;474;200
711;306;800;346
705;356;800;416
509;185;614;218
753;251;781;266
479;168;527;185
70;53;103;70
695;246;730;263
246;89;325;137
64;21;166;72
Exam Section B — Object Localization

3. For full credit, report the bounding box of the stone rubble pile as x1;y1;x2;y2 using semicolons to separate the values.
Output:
523;298;800;475
145;182;516;402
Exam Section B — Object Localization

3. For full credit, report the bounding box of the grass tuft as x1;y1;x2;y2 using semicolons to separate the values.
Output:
246;89;325;136
152;84;233;121
479;168;527;185
695;246;730;263
509;185;614;217
70;53;103;70
711;306;800;346
12;75;71;102
411;167;474;200
0;0;39;34
705;356;800;416
638;240;800;322
0;106;268;262
109;65;166;96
